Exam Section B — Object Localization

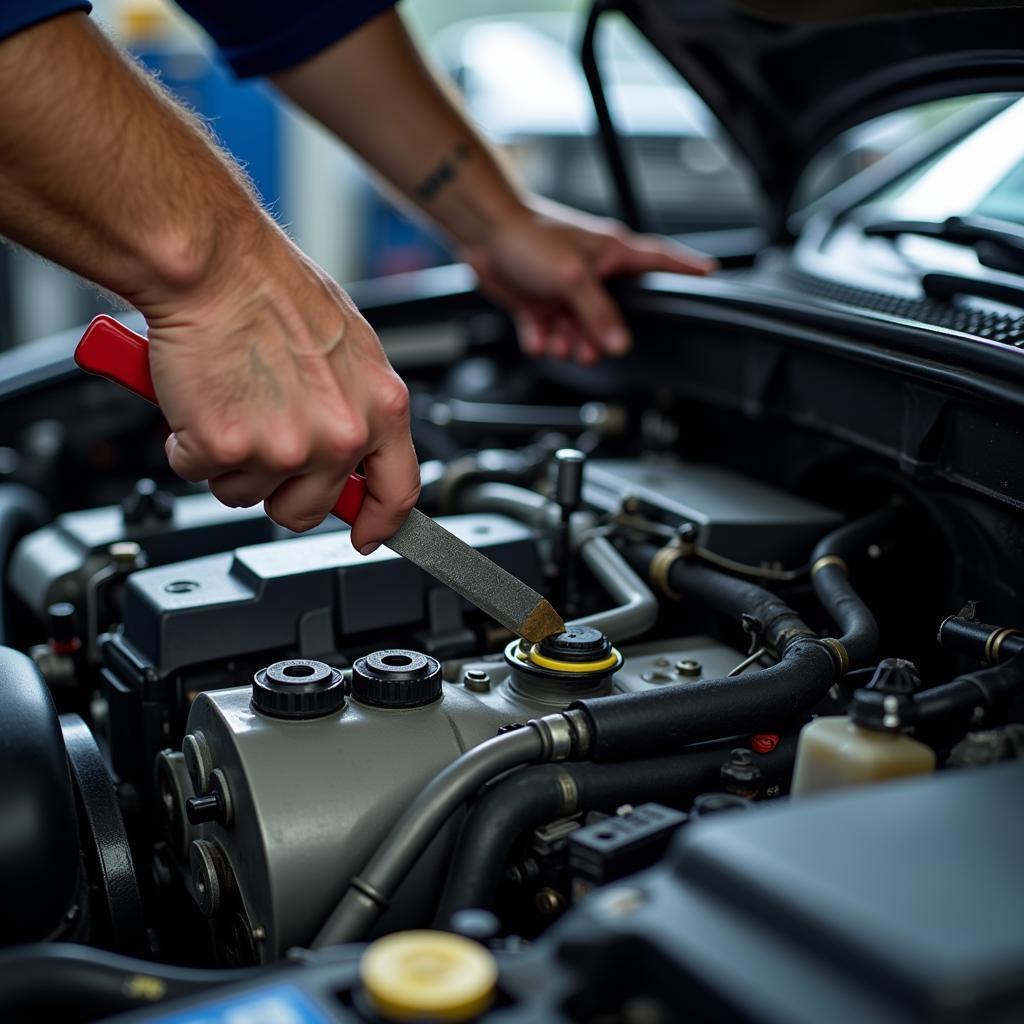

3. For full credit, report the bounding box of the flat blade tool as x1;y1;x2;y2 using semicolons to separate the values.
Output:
74;315;565;644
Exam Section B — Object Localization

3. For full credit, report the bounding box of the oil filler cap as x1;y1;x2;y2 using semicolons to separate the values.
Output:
352;649;442;708
537;625;612;665
251;659;346;719
360;930;497;1022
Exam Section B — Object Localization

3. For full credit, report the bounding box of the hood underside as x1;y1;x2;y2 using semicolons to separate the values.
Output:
620;0;1024;223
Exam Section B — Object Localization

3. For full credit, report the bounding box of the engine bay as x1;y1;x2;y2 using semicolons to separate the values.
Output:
1;322;1023;1023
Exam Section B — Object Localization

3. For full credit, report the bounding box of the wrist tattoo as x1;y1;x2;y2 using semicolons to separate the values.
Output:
414;141;472;203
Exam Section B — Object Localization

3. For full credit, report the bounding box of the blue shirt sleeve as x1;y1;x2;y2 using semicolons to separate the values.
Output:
0;2;91;43
174;0;399;78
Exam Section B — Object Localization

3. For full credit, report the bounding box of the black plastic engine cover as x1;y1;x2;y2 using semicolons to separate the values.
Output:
497;760;1024;1023
101;513;543;791
583;457;841;565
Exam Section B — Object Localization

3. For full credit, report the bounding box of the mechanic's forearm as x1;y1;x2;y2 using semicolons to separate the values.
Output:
272;9;528;247
0;12;269;314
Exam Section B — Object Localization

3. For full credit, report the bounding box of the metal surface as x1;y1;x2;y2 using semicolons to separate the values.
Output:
388;508;564;644
552;449;586;510
184;678;544;958
313;722;551;947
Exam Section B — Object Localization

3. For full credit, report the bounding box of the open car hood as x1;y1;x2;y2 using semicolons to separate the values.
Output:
618;0;1024;228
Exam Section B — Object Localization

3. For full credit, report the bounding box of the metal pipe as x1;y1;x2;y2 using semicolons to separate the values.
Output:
573;535;658;643
457;481;551;527
311;712;587;947
459;482;658;643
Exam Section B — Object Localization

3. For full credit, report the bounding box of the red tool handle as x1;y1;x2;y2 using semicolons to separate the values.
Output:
74;315;368;525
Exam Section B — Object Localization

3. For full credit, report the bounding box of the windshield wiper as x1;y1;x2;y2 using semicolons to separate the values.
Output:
922;272;1024;312
863;214;1024;276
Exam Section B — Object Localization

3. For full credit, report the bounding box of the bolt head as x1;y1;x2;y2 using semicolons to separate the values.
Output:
534;888;565;915
464;668;492;692
109;541;142;565
676;659;702;676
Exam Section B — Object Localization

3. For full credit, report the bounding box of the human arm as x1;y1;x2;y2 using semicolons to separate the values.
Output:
0;11;418;544
270;8;716;364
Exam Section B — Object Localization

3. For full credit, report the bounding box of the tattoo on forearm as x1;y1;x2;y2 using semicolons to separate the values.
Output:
414;141;472;203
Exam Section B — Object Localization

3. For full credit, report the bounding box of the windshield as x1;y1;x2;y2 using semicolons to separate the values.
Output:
875;98;1024;228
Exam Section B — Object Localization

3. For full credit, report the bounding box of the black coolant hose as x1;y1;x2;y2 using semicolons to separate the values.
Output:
569;545;840;761
632;550;817;653
434;735;797;926
0;944;259;1023
0;484;48;644
810;504;906;670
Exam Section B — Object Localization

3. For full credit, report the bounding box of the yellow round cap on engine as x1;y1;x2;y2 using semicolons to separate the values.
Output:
524;646;620;674
360;930;498;1022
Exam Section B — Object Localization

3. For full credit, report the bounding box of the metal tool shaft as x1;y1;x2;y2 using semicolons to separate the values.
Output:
388;509;564;643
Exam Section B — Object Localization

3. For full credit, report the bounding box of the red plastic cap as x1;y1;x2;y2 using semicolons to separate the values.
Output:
751;733;780;754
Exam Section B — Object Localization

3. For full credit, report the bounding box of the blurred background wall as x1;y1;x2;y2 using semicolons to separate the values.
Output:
1;0;942;349
1;0;595;347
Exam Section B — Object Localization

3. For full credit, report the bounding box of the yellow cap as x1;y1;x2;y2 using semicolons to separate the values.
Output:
514;644;620;675
360;930;498;1022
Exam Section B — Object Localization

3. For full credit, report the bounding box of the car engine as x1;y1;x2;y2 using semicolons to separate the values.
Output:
1;317;1022;1024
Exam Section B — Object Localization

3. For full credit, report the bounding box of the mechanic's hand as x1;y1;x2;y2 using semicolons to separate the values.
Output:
142;225;419;551
460;198;717;365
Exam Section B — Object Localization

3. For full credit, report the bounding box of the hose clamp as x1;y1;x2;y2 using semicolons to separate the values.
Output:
819;637;850;677
773;624;816;656
650;541;689;600
553;768;580;814
986;627;1021;665
564;707;592;754
530;710;590;761
811;554;848;577
349;876;390;911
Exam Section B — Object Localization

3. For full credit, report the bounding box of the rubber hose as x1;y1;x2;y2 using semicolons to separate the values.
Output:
810;505;905;669
434;736;798;925
0;484;49;644
938;616;1024;664
0;944;258;1024
312;723;548;947
574;640;833;761
434;769;570;928
625;545;815;653
917;652;1024;725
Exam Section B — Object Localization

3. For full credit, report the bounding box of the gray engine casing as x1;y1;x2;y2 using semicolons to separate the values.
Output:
177;635;745;961
182;675;546;960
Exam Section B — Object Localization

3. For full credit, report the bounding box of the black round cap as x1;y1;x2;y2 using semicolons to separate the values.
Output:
849;657;922;731
536;626;612;664
352;649;442;708
252;659;345;719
